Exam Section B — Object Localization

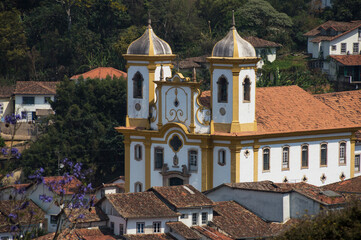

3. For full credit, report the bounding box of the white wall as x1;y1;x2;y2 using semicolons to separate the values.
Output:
238;68;256;124
213;146;231;187
129;141;146;192
15;95;54;121
0;98;13;121
127;66;149;119
290;191;320;218
177;207;213;227
330;28;361;55
212;68;233;124
127;217;177;234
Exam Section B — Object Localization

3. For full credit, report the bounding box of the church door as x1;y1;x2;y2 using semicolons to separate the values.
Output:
169;177;184;186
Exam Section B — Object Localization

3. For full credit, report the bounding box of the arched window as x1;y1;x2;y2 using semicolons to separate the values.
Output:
134;144;142;160
301;144;309;168
217;76;228;103
133;71;144;98
154;147;164;170
243;77;251;102
263;147;270;171
134;182;143;192
218;149;226;166
188;150;198;172
339;141;346;165
320;143;328;166
282;146;289;170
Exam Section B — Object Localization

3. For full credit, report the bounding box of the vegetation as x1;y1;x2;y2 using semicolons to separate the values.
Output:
276;200;361;240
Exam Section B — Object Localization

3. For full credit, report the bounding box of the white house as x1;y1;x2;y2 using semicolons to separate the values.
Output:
205;181;345;223
95;176;125;200
97;192;179;236
13;81;57;122
0;85;14;122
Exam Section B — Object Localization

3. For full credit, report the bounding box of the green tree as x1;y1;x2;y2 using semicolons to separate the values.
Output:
20;77;126;185
328;0;361;21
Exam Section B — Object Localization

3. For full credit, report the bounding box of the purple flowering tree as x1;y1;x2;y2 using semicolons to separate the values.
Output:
3;158;94;240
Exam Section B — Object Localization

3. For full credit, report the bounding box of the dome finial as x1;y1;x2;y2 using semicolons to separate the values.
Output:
231;10;235;29
148;11;152;28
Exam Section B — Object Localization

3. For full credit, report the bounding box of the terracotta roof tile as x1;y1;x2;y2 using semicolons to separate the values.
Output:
166;222;201;239
0;85;14;98
223;181;293;193
310;36;334;42
71;67;127;80
304;20;361;37
104;192;179;218
43;176;83;195
199;90;211;109
322;176;361;194
14;81;58;95
0;183;31;191
63;206;108;223
191;226;233;240
0;200;44;233
123;233;176;240
244;36;282;48
35;227;115;240
329;55;361;66
149;184;214;209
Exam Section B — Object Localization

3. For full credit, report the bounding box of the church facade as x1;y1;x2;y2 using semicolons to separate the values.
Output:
116;19;361;193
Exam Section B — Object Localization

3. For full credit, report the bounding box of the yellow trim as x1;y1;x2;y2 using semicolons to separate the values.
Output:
232;29;239;58
201;139;213;191
190;87;196;133
148;65;156;108
124;135;131;192
154;81;201;87
253;144;259;181
207;57;260;65
145;138;151;189
149;28;154;56
231;69;240;133
124;54;176;61
157;85;163;129
351;133;356;178
128;118;148;128
230;142;241;183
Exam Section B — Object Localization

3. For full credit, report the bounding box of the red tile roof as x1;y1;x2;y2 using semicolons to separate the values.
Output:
0;85;14;98
123;234;176;240
329;55;361;66
14;81;58;95
104;192;179;219
35;227;115;240
199;91;211;109
244;36;282;48
166;222;201;239
192;226;233;240
149;184;214;209
322;176;361;194
63;206;108;223
304;20;361;37
43;176;83;195
71;67;127;80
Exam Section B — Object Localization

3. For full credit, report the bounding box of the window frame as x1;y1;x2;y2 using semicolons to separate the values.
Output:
262;147;270;172
282;146;290;171
134;182;143;192
320;143;328;167
339;141;346;165
180;214;188;219
218;149;226;166
201;212;208;224
154;147;164;170
188;149;198;172
243;77;251;102
341;43;347;54
136;222;145;234
44;96;51;104
355;154;360;173
331;45;337;51
353;43;359;54
192;213;198;225
119;224;124;235
50;215;58;225
217;75;228;103
22;96;35;105
153;221;161;233
134;144;142;161
132;71;144;99
301;144;309;169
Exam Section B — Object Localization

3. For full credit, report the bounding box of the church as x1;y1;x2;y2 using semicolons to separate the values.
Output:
116;17;361;193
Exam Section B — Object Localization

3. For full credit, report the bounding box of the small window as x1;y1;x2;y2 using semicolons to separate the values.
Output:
50;215;58;225
119;224;124;235
218;149;226;166
44;97;51;104
0;103;3;114
134;182;142;192
339;142;346;165
154;147;164;169
320;143;328;166
282;146;289;170
188;150;198;172
22;96;35;105
301;145;308;168
21;111;27;119
263;148;270;171
217;76;228;103
133;71;144;99
353;43;359;54
110;222;114;231
136;222;145;234
201;212;208;224
134;144;142;160
180;214;188;219
192;213;198;225
243;77;251;102
153;222;161;233
341;43;347;54
355;154;360;172
331;45;336;51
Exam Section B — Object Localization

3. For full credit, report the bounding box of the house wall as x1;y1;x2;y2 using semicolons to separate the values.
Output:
127;217;178;234
205;186;285;222
15;95;54;121
290;191;320;218
0;98;13;121
212;68;233;124
330;28;361;55
257;134;352;186
177;207;213;227
213;146;231;187
355;144;361;177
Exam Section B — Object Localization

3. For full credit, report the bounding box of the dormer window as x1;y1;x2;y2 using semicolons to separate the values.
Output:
133;71;144;98
243;77;251;102
217;76;228;103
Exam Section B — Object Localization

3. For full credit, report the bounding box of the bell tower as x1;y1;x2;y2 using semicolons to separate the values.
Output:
124;18;176;129
208;11;260;133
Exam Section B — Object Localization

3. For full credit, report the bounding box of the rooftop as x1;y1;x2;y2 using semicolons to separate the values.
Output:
35;227;115;240
149;184;214;209
322;176;361;194
63;206;108;223
103;192;179;219
166;222;201;239
244;36;282;48
0;85;14;98
192;226;233;240
14;81;58;95
123;234;175;240
329;55;361;66
43;176;83;195
70;67;127;80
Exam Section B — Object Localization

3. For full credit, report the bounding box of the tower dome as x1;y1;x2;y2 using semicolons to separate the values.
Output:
127;19;172;56
212;12;256;58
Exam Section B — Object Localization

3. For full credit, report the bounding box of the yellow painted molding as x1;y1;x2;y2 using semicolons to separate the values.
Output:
124;54;176;61
230;121;241;133
253;145;260;182
210;120;215;134
207;56;260;65
126;115;130;127
145;138;151;189
124;135;131;192
351;133;356;178
230;143;242;183
128;118;148;128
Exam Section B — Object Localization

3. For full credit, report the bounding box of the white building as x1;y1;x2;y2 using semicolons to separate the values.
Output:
116;17;361;193
14;81;57;121
0;86;14;122
95;176;125;200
